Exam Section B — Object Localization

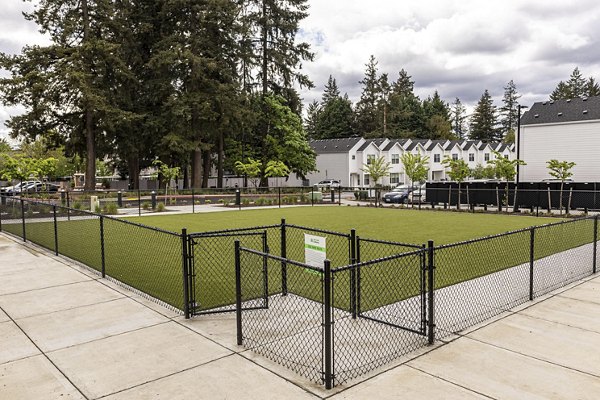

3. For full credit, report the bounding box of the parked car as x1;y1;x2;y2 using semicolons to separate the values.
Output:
382;184;414;204
408;184;427;203
316;179;341;188
23;182;60;193
1;181;41;196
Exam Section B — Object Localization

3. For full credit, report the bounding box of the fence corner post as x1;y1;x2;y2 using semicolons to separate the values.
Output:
323;259;333;389
529;227;535;300
427;240;435;345
181;228;190;319
235;240;243;345
593;215;598;274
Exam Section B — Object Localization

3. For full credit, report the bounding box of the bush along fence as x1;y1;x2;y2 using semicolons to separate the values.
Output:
426;181;600;214
1;195;599;388
234;216;599;388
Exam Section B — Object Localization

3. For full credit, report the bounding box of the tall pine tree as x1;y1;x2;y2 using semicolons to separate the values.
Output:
469;90;499;141
450;98;467;139
355;55;381;136
499;80;521;139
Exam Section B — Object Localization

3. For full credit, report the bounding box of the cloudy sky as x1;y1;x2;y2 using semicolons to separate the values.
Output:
2;0;600;142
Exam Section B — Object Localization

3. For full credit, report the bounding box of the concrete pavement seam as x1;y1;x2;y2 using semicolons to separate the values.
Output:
0;304;91;400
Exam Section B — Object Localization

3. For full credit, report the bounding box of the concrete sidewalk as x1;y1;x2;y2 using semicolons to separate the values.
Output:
2;233;600;399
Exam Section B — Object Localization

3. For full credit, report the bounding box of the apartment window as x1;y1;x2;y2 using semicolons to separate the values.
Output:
364;174;370;185
469;153;475;162
391;154;400;164
504;154;509;159
484;153;490;161
452;153;458;160
434;154;440;163
390;173;400;184
367;155;376;165
352;155;356;160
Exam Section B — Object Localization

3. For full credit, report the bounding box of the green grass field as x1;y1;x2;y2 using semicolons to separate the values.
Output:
3;205;595;314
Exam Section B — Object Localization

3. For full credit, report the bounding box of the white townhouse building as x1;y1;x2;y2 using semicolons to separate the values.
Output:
519;96;600;182
308;137;515;187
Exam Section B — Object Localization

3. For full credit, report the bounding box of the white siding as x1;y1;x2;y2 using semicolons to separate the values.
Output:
306;153;350;186
520;120;600;182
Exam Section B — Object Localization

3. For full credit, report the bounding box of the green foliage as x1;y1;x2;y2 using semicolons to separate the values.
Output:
361;156;391;187
470;89;499;141
550;67;600;100
400;153;429;185
156;202;166;212
487;151;526;182
546;159;576;181
235;158;262;188
471;164;496;180
442;157;470;183
264;160;290;178
499;80;521;137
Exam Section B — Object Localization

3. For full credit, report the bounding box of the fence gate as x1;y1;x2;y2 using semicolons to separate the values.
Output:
188;230;269;316
355;238;428;336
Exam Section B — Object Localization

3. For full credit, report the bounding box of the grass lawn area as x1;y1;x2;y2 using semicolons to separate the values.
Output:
125;206;557;245
4;205;594;315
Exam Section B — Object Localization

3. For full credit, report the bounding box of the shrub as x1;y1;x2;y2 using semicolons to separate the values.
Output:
242;198;250;206
255;197;267;206
204;199;212;205
156;202;166;212
103;203;118;215
73;202;82;210
142;201;151;210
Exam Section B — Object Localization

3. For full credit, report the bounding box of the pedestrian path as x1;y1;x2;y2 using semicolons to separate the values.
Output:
2;232;600;399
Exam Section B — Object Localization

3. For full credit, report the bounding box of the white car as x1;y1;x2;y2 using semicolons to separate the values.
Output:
316;179;341;188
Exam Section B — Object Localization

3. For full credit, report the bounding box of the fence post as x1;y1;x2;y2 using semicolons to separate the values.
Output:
529;227;535;301
53;205;58;256
593;216;598;274
278;187;281;208
427;240;435;345
235;240;243;345
262;232;269;308
100;215;106;278
280;218;288;296
338;186;341;206
138;189;141;217
21;199;26;242
181;228;190;319
323;259;333;389
350;229;357;319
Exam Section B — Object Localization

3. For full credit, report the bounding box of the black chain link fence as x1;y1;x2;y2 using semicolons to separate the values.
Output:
1;196;185;311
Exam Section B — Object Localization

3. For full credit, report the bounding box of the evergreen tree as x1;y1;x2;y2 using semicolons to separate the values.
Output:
0;0;125;190
315;94;355;139
386;69;424;138
322;75;340;103
586;77;600;97
355;55;381;136
450;98;468;139
469;90;499;141
422;91;452;139
550;67;599;100
304;100;321;139
377;73;391;136
499;80;521;138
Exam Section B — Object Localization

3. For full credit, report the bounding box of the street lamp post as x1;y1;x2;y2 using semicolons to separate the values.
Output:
514;104;528;212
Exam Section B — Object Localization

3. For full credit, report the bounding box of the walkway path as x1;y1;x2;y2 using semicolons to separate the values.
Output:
2;232;600;399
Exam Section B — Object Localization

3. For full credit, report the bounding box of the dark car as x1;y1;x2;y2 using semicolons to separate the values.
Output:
382;185;413;204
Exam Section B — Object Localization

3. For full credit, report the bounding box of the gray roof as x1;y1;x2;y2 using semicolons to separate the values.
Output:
444;140;463;150
382;139;409;151
462;140;478;151
310;137;363;154
357;138;387;151
405;139;429;151
426;140;446;151
521;96;600;125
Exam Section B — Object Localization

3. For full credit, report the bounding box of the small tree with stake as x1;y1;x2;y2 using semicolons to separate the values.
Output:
487;151;526;212
442;157;470;209
234;158;262;189
264;160;290;188
361;156;391;206
546;159;576;214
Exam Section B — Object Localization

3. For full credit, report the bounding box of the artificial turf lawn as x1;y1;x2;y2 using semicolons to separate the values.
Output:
4;205;596;313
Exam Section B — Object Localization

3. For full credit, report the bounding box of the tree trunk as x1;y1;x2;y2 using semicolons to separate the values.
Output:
217;132;224;188
183;164;189;189
202;149;211;188
82;0;95;191
127;154;139;190
191;150;202;188
261;0;268;96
